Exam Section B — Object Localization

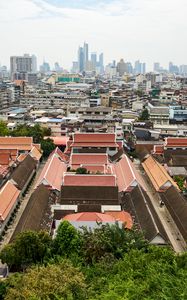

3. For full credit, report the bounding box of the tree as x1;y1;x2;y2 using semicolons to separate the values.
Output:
76;167;88;174
0;121;9;136
41;138;56;157
0;231;52;271
5;261;86;300
53;221;82;258
80;223;148;264
139;108;149;121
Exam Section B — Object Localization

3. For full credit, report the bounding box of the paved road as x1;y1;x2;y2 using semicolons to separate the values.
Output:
0;160;46;250
134;160;187;253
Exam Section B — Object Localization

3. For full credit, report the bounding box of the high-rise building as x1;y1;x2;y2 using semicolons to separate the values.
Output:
31;55;37;73
91;52;97;69
99;53;104;73
10;54;37;80
117;59;127;76
169;62;179;74
10;54;36;74
154;62;160;72
40;62;50;73
83;42;89;69
134;60;146;74
179;65;187;74
78;47;84;73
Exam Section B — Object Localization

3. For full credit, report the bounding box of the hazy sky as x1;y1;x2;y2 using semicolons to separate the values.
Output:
0;0;187;70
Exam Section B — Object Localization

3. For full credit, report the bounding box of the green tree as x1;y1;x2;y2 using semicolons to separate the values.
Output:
0;121;9;136
139;108;149;121
41;138;56;157
5;261;86;300
0;231;52;271
76;167;88;174
53;221;82;258
80;224;148;264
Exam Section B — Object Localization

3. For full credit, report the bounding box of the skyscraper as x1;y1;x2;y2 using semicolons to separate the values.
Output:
99;53;104;73
91;52;97;69
83;42;89;70
78;46;84;73
154;62;160;72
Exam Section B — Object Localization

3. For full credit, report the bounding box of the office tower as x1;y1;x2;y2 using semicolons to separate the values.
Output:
31;55;37;73
54;62;62;72
78;47;84;72
91;52;97;68
126;62;133;74
72;61;79;73
134;60;146;74
169;62;179;74
142;63;146;74
154;62;160;72
117;59;127;76
83;42;89;69
134;60;141;74
99;53;104;73
179;65;187;74
40;62;50;73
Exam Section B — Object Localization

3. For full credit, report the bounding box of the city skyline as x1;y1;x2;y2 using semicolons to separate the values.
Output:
0;0;187;70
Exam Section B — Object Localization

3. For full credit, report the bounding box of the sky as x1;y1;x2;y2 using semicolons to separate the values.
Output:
0;0;187;71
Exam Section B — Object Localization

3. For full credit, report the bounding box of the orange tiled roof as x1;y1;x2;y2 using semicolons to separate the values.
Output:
36;151;67;191
142;155;179;192
0;153;10;165
63;212;115;222
73;133;116;143
152;145;164;155
104;211;133;229
112;155;146;192
30;146;42;161
165;137;187;148
63;174;116;187
70;153;108;166
0;180;20;221
0;137;33;151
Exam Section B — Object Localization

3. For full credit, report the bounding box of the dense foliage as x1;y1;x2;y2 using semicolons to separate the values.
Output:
139;108;150;121
0;222;187;299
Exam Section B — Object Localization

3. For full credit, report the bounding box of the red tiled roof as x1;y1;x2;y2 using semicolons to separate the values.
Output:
113;155;146;192
0;137;33;151
36;152;67;191
30;146;42;161
63;174;116;187
63;212;116;222
152;145;164;155
17;153;28;162
165;138;187;148
104;211;133;229
70;153;108;166
73;133;116;143
0;165;9;177
0;180;20;221
142;155;179;192
71;142;119;148
47;136;70;146
0;153;10;165
51;147;69;162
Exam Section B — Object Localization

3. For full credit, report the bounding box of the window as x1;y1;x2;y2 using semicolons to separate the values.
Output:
109;147;116;151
